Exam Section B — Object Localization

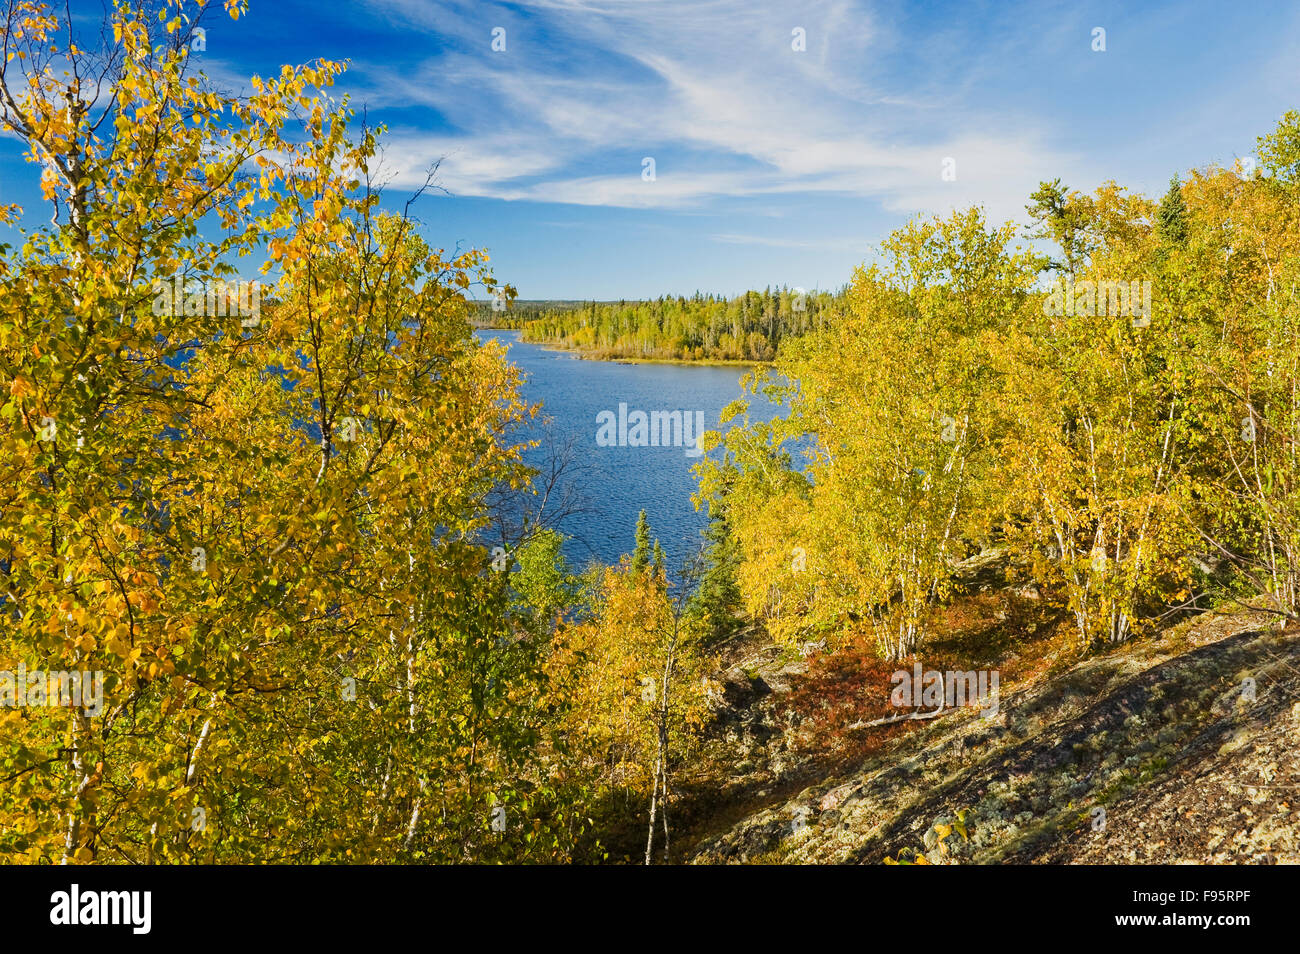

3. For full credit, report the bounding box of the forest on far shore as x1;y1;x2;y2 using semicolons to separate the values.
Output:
482;286;847;362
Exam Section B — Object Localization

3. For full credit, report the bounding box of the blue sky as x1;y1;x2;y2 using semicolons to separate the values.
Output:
3;0;1298;299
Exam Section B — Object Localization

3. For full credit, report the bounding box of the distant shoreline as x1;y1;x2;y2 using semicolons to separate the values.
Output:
477;326;762;368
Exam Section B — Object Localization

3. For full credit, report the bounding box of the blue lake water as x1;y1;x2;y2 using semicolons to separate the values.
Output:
476;329;783;571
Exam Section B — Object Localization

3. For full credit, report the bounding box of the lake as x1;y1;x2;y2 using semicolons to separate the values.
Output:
476;329;783;572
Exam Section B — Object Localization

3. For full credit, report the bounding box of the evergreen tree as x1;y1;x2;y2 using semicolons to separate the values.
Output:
631;510;652;573
692;504;743;638
1157;175;1190;249
1025;178;1091;274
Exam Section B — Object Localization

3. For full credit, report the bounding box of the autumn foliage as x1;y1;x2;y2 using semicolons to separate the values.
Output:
3;0;1300;865
701;117;1300;660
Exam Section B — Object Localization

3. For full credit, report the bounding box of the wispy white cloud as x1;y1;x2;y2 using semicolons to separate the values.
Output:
343;0;1100;219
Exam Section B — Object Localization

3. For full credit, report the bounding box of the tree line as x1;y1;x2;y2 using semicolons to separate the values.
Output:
494;287;847;362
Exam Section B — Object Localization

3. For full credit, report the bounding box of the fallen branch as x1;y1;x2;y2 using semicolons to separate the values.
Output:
846;708;951;730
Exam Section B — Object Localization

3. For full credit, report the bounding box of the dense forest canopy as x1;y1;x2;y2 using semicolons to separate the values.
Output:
698;152;1300;661
487;287;847;362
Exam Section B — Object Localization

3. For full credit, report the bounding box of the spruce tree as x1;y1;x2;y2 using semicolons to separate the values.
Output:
631;510;652;574
692;507;743;638
1157;175;1190;249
